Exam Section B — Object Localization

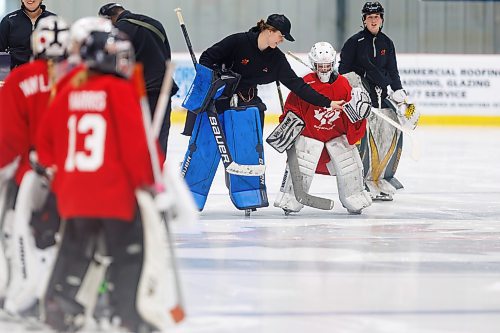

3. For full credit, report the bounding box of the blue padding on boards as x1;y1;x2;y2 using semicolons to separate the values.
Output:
180;112;223;210
223;107;268;210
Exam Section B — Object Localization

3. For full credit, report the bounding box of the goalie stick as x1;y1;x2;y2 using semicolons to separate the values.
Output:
286;51;314;71
175;8;264;177
133;64;185;323
276;82;334;210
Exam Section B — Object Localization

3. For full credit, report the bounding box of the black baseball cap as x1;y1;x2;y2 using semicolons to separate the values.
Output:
98;3;124;17
266;14;294;42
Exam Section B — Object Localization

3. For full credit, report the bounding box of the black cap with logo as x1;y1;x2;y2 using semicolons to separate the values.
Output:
98;3;124;17
266;14;295;42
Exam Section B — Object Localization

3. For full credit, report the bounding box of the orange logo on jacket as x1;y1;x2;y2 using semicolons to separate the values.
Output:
241;58;250;65
380;49;386;56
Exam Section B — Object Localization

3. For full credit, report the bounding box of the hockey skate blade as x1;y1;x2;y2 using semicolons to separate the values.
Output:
226;162;265;176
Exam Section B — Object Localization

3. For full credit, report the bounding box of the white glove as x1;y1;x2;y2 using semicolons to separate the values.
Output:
391;89;407;104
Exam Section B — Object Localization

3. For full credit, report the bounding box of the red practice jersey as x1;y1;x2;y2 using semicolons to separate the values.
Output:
37;72;155;221
0;60;79;184
281;72;367;174
0;59;52;184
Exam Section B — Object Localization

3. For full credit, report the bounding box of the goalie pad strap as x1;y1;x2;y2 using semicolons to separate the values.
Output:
325;135;371;213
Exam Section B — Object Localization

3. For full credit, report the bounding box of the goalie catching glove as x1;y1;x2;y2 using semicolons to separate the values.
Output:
387;89;420;130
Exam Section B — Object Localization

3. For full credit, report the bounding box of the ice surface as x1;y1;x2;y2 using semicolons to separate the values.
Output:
2;125;500;333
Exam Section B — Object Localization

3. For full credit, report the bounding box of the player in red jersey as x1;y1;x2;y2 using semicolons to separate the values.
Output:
37;29;169;332
275;42;372;214
0;16;71;317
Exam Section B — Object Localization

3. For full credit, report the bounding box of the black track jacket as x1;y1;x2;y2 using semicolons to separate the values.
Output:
0;5;55;68
115;10;178;94
339;28;403;107
199;29;332;109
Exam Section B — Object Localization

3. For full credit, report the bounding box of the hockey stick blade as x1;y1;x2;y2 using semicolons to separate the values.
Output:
371;108;420;161
286;148;334;210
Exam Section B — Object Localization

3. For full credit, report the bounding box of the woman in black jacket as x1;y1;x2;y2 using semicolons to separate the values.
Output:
339;2;408;201
183;13;344;135
0;0;55;69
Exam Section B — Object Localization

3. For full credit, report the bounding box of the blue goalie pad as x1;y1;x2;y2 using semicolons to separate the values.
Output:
180;111;223;210
181;64;226;114
224;107;269;210
0;52;10;81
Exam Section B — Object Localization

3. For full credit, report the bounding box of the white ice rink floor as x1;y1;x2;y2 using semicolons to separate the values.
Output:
2;125;500;332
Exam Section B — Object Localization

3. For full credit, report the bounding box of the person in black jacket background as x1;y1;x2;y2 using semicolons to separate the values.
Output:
339;1;408;201
182;14;345;135
99;3;179;153
0;0;55;69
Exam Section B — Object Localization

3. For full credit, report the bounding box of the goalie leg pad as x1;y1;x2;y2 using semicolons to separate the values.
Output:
224;107;268;210
180;111;222;211
274;136;324;212
361;108;404;197
326;135;372;213
135;190;181;331
4;171;51;315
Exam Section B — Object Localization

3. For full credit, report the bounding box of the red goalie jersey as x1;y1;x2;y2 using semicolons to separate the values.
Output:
281;72;367;174
0;60;53;184
37;72;156;221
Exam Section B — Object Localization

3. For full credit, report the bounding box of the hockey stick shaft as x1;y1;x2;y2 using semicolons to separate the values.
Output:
174;8;197;66
132;64;186;314
175;8;265;176
286;51;314;71
276;82;334;210
371;108;420;161
152;61;175;140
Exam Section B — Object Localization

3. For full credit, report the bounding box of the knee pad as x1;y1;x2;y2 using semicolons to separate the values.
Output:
274;136;324;213
326;135;371;213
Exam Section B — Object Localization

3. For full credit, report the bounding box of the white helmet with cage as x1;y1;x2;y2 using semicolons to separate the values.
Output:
31;16;70;60
308;42;337;83
79;29;135;79
68;17;114;62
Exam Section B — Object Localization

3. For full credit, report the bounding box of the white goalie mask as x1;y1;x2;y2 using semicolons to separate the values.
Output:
31;16;70;60
308;42;336;83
